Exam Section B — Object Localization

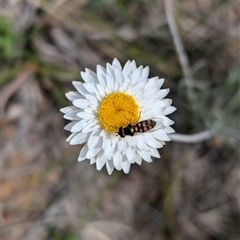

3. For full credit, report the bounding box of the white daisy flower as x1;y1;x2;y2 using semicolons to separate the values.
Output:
60;59;176;175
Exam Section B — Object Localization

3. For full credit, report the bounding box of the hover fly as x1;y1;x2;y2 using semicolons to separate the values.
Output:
117;119;157;138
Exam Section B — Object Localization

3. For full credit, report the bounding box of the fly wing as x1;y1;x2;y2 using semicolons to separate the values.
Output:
146;118;165;132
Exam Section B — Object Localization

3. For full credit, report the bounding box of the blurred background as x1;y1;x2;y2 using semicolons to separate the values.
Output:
1;0;239;239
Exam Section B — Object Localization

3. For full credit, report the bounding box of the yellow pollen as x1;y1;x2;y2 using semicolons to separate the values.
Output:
97;92;139;132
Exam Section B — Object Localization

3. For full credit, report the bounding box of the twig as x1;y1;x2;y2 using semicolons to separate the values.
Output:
164;0;194;101
0;63;38;117
170;129;216;143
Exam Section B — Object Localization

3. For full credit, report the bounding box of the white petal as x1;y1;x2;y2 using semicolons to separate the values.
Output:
143;133;163;148
135;135;147;150
82;69;98;84
142;88;159;98
105;145;116;160
73;81;89;95
122;159;131;174
140;66;149;81
84;94;98;106
126;148;136;163
83;83;98;96
100;129;107;137
122;60;131;77
125;135;137;148
135;154;142;165
149;147;160;158
129;81;142;96
80;71;91;83
90;157;97;164
140;109;160;120
106;160;114;175
95;136;103;149
112;58;122;69
66;91;81;102
121;79;130;92
66;132;78;142
151;129;171;141
130;60;137;72
85;69;98;83
114;68;124;84
117;139;127;152
145;77;158;91
161;116;175;126
106;73;114;90
77;112;95;120
164;126;175;133
106;63;115;79
96;151;107;170
135;89;144;101
96;84;106;96
60;106;78;114
97;65;107;87
113;79;120;91
88;130;102;149
71;119;88;132
64;121;79;131
82;121;97;133
70;132;89;145
131;66;142;85
113;151;122;170
157;88;170;99
147;99;172;108
162;106;177;115
137;150;152;162
73;99;91;109
102;135;112;149
86;147;101;159
64;110;81;120
157;78;165;88
111;136;118;148
78;144;89;161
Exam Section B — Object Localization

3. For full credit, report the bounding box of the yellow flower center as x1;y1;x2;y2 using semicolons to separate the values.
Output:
97;92;139;132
